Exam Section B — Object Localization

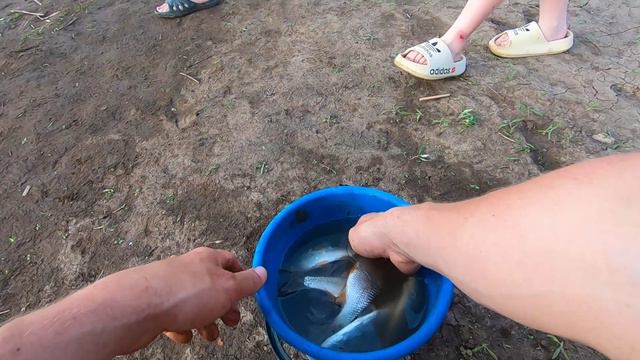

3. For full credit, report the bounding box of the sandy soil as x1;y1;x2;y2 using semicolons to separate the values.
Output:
1;0;638;358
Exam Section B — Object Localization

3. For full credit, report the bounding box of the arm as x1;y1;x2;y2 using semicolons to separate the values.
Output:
0;248;267;360
349;153;640;360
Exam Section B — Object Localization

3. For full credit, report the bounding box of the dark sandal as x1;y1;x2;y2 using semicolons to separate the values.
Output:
154;0;221;18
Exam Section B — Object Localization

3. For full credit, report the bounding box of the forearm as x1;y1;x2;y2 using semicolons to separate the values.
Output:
400;153;640;359
0;248;265;360
0;265;167;360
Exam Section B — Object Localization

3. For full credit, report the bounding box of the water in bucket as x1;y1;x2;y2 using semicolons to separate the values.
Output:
277;217;428;352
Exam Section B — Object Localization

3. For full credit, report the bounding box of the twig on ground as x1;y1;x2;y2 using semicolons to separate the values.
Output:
32;0;42;5
419;93;451;101
22;185;31;197
314;160;337;175
484;84;504;99
64;17;78;27
38;11;60;21
10;9;45;17
0;310;10;316
13;45;40;54
498;132;517;143
179;72;200;84
112;204;126;214
187;55;215;68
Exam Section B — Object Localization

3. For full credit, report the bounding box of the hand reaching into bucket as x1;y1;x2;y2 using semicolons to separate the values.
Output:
0;247;267;360
349;209;423;275
349;153;640;360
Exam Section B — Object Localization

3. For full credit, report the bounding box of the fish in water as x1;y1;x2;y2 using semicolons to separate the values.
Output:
283;242;353;272
278;259;352;297
322;277;424;351
303;276;347;298
322;258;421;350
321;309;390;351
332;262;380;329
280;259;380;330
277;218;429;351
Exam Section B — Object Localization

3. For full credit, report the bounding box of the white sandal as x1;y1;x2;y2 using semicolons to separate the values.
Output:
488;21;574;58
394;38;467;80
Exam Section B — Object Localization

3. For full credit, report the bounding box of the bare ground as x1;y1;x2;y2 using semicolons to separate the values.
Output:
1;0;638;358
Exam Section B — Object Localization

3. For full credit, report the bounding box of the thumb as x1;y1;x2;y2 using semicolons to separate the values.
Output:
231;266;268;301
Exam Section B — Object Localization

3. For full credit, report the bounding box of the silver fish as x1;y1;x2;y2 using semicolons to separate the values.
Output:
303;276;347;298
321;309;389;351
278;262;350;297
322;259;424;351
284;244;353;272
332;263;380;329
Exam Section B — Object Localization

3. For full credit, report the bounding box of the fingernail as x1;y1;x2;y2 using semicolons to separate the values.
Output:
254;266;268;282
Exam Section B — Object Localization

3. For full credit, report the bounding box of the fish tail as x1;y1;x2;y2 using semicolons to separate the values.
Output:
278;275;305;297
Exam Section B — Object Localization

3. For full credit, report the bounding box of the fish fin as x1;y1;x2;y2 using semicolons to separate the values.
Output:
303;276;347;298
333;267;380;328
335;289;346;305
278;276;305;297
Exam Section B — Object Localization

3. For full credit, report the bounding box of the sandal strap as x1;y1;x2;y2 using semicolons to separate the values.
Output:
166;0;196;11
402;38;456;69
502;21;544;42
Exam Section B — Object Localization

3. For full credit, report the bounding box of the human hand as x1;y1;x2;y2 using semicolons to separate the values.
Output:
143;247;267;344
348;207;421;274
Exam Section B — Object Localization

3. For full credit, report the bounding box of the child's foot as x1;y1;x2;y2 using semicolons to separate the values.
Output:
494;21;568;48
394;36;467;80
402;33;466;67
488;21;574;58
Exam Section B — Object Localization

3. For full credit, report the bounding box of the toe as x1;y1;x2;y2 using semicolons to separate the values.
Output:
156;3;169;13
405;50;418;62
404;51;428;65
164;330;193;344
495;32;510;47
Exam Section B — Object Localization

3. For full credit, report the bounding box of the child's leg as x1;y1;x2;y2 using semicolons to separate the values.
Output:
538;0;569;39
405;0;504;65
494;0;569;47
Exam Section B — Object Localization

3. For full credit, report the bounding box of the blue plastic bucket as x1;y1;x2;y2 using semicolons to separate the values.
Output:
252;186;454;360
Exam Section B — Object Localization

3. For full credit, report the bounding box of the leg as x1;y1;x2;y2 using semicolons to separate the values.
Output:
406;0;505;65
495;0;569;47
538;0;569;40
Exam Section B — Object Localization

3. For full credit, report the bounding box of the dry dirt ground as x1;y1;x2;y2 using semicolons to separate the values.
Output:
1;0;638;358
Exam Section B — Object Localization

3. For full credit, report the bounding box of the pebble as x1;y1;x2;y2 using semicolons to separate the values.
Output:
592;133;615;145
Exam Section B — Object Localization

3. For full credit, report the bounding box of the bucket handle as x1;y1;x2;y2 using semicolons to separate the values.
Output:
265;321;293;360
